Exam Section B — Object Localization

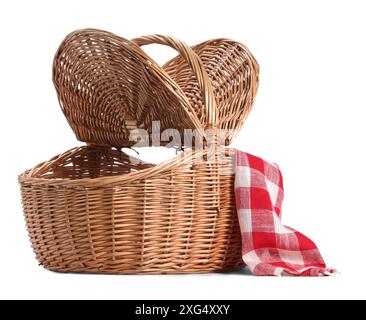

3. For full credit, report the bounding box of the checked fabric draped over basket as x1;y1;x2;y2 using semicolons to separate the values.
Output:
19;29;260;274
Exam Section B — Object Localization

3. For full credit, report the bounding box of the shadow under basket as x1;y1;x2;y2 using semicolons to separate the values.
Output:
19;146;243;274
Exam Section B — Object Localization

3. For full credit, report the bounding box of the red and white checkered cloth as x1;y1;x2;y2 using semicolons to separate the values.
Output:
235;150;335;276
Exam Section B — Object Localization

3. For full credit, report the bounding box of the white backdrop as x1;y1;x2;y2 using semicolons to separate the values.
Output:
1;0;365;299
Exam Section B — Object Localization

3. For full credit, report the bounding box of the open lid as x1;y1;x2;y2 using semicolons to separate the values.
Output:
52;29;259;148
162;38;260;145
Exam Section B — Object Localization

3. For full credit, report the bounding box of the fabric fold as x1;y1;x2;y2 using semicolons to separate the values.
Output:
235;150;335;276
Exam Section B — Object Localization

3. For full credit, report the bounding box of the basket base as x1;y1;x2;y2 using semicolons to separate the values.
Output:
45;261;245;275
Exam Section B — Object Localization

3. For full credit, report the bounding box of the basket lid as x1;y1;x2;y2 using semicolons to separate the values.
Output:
53;29;259;148
162;38;260;145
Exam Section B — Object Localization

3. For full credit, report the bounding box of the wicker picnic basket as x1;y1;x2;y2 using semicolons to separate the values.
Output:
19;29;259;274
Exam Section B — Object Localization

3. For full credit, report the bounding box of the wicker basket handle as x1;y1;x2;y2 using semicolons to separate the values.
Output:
132;35;218;139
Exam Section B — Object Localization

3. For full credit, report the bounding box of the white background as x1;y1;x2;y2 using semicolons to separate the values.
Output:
0;0;365;300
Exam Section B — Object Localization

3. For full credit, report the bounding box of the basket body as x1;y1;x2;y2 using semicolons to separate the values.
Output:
19;146;243;273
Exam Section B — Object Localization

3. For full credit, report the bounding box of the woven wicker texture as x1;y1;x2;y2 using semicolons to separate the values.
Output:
162;38;259;145
20;146;243;273
19;30;259;274
53;29;259;147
